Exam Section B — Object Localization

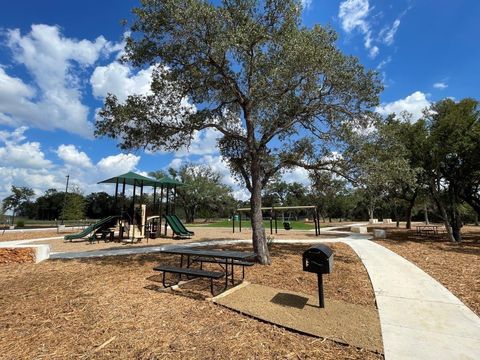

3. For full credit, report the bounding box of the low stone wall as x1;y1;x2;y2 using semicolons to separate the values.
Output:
373;229;386;239
351;226;368;234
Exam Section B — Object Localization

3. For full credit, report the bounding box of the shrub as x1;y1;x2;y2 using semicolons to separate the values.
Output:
16;220;25;228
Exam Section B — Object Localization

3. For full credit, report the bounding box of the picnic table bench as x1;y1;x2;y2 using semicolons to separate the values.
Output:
153;265;224;294
153;248;256;295
416;225;439;236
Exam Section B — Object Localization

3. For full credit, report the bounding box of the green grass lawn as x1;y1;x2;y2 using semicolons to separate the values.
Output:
188;219;317;230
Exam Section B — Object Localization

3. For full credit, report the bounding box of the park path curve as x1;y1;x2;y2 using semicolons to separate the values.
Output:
42;227;480;359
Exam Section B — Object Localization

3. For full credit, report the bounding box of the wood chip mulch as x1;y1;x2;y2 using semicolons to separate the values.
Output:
0;242;382;359
375;225;480;316
0;230;67;242
0;248;35;264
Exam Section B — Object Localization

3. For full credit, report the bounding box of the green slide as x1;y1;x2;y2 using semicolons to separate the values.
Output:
165;215;191;238
64;216;117;241
171;214;194;235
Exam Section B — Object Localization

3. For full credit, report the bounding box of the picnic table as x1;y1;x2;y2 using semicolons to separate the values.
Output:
416;225;439;236
154;248;256;295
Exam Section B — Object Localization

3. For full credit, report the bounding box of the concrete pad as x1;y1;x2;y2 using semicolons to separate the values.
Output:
214;283;383;352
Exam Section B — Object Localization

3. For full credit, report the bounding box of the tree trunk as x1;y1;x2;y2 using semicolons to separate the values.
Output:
475;213;479;226
424;202;429;225
451;206;463;242
368;200;374;221
429;180;455;242
405;191;418;230
250;161;270;265
393;202;400;228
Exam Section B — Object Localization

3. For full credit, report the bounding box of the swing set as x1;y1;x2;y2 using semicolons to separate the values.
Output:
232;205;321;236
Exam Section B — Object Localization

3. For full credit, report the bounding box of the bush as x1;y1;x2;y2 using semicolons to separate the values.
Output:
16;220;25;228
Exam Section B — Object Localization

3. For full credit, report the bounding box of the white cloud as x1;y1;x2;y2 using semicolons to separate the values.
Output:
175;128;222;157
57;144;93;168
96;153;140;177
376;91;430;121
383;19;401;45
90;62;154;102
376;56;392;70
0;127;52;169
282;167;311;186
339;0;371;34
301;0;312;10
433;82;448;90
1;24;120;136
339;0;380;57
166;154;250;200
168;158;183;170
369;46;379;59
0;167;62;200
0;127;146;200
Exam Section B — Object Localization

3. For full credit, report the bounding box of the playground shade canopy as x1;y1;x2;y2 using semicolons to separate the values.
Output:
98;171;183;188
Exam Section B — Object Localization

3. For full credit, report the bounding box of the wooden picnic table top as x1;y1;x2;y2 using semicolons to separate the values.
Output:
158;247;256;261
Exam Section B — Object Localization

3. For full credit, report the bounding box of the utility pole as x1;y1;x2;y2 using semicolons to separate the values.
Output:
61;175;70;225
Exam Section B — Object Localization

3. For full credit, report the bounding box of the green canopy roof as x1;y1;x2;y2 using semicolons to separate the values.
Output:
98;171;183;188
157;176;184;187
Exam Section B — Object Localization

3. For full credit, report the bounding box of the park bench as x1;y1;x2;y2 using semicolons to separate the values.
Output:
153;265;224;295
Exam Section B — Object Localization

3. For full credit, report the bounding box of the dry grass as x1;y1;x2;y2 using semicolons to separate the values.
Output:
0;242;381;359
374;225;480;316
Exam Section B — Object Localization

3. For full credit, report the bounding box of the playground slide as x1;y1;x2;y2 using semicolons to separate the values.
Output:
165;215;191;238
64;216;117;241
171;215;194;235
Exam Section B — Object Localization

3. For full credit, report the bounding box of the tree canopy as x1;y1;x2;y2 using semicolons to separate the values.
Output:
151;164;236;223
2;186;35;224
95;0;382;263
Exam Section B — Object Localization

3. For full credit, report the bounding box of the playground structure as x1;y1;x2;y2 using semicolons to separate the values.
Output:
64;171;193;242
232;205;321;236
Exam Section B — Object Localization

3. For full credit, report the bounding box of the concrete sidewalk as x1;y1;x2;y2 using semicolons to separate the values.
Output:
347;240;480;360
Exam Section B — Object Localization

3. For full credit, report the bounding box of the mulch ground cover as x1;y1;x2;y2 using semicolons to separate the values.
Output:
374;225;480;316
0;230;67;242
0;248;35;264
0;242;381;359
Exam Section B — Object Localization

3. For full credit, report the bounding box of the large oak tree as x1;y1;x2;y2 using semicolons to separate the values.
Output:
95;0;381;263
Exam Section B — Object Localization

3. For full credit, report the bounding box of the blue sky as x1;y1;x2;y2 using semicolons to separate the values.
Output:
0;0;479;200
